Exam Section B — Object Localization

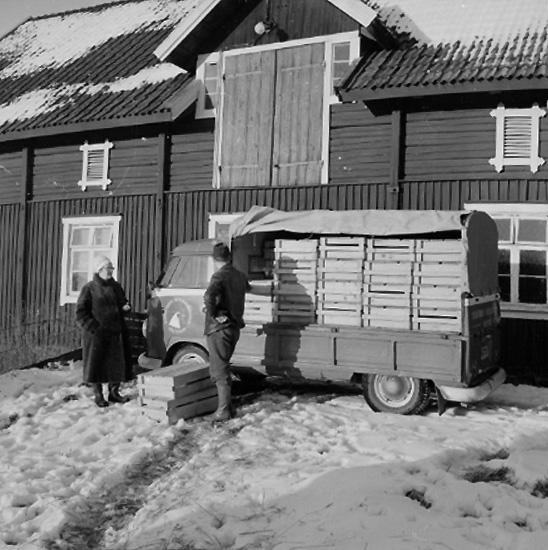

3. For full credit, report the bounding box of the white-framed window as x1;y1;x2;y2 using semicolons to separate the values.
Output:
325;34;360;104
489;104;546;173
78;140;114;190
466;203;548;319
195;52;221;119
60;216;121;305
208;212;243;241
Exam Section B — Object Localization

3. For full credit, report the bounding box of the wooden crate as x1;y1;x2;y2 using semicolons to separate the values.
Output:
138;362;217;424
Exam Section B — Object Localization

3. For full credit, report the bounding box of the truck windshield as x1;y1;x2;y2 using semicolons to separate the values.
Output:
161;256;211;288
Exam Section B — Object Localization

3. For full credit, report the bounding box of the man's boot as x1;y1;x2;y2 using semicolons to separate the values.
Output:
108;383;130;404
93;384;109;408
211;384;234;422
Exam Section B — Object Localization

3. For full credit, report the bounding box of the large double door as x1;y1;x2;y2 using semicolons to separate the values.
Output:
217;43;325;188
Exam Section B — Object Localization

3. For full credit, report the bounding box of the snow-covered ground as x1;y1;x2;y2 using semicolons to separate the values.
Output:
1;362;548;550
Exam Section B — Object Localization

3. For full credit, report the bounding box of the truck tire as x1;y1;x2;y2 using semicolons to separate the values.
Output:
171;345;208;366
362;374;431;415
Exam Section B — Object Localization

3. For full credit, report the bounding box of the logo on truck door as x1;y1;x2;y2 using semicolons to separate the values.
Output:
164;298;193;334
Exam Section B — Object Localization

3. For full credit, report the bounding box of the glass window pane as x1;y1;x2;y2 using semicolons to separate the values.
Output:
518;276;547;304
72;250;90;271
519;250;546;276
498;275;510;302
494;218;511;242
93;227;113;246
71;272;88;292
518;219;546;243
498;248;510;275
333;42;350;62
71;227;91;246
170;256;210;288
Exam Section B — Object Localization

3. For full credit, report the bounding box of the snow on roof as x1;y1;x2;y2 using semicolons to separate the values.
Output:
367;0;548;47
0;0;199;134
0;0;198;78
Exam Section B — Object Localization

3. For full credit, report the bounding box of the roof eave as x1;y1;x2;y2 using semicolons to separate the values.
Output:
0;111;173;144
155;0;379;64
154;0;219;62
339;78;548;103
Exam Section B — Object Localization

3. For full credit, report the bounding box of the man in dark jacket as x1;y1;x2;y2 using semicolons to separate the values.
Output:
203;242;250;421
76;255;132;407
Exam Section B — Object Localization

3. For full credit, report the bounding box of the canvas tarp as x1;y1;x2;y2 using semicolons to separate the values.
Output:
229;206;472;240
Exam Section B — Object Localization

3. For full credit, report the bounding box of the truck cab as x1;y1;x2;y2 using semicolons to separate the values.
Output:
139;207;506;415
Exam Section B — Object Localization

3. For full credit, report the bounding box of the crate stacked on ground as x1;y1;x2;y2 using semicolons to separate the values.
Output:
138;362;218;424
317;237;365;326
362;239;414;330
273;239;318;324
411;239;463;332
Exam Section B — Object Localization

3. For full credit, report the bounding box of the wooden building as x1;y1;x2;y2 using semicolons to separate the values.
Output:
0;0;547;383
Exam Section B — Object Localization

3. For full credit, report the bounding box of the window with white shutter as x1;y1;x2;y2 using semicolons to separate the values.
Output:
78;140;113;190
489;104;545;173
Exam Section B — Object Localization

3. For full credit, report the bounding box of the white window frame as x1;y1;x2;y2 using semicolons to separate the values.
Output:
195;52;222;119
60;215;121;305
324;33;360;105
78;140;114;190
489;104;546;173
208;212;243;241
466;203;548;319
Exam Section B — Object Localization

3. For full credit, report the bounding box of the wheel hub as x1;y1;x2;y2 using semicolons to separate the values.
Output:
376;376;413;403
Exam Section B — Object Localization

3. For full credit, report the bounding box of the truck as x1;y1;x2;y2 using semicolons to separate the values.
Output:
138;206;506;415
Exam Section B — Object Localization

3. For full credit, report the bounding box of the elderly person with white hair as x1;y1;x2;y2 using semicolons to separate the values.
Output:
76;254;132;407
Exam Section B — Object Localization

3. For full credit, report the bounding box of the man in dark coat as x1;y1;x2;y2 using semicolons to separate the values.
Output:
203;242;250;421
76;255;133;407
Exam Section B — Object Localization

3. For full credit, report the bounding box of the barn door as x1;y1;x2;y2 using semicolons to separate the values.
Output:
271;43;325;186
218;50;276;188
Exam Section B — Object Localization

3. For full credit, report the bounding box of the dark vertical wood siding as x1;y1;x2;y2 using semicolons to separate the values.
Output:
32;138;159;199
0;151;24;203
329;103;392;184
502;318;548;385
0;204;19;328
401;179;548;210
216;0;358;51
169;129;215;191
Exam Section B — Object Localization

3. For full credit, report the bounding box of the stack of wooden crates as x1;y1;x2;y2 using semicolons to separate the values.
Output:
244;236;464;333
138;362;218;424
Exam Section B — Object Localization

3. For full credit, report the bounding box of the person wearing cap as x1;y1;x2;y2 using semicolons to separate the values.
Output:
203;242;251;421
76;255;133;407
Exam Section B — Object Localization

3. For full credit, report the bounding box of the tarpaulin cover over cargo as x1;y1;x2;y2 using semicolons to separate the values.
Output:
229;206;499;297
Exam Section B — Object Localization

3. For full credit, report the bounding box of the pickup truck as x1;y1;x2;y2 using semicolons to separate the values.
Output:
138;206;506;415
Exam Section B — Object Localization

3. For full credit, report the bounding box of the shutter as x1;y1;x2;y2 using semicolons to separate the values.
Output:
271;43;325;186
503;116;532;159
218;51;276;188
87;148;106;181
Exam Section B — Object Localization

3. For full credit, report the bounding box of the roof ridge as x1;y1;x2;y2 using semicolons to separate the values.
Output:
27;0;150;23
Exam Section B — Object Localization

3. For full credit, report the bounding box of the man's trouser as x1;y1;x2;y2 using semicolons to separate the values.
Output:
207;327;240;417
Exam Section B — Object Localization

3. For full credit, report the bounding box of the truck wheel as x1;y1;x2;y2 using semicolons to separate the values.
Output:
171;345;208;366
362;374;431;415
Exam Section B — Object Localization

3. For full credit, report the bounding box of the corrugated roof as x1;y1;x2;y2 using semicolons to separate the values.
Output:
0;0;201;137
340;0;548;101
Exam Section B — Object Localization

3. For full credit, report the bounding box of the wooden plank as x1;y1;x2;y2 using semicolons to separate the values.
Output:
138;376;215;400
140;386;218;410
318;258;363;272
319;312;361;326
137;363;212;387
141;395;219;424
275;239;318;252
